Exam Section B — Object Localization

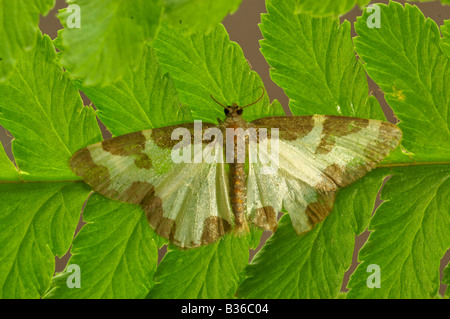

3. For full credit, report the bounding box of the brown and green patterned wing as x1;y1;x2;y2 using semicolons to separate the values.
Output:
247;115;402;234
70;123;234;249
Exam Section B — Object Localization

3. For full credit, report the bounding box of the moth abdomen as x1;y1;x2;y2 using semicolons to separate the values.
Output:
229;162;249;234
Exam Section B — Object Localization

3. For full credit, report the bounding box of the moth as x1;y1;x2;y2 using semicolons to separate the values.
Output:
70;89;402;249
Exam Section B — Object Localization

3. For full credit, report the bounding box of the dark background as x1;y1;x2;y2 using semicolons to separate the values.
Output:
0;0;448;295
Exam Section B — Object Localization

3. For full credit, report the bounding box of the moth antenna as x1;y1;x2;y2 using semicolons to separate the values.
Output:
210;94;228;109
240;87;265;109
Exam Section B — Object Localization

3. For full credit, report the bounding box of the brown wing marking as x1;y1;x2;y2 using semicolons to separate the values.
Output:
251;115;314;141
315;116;370;155
70;147;116;197
304;191;336;229
150;122;217;149
201;217;232;246
251;206;278;232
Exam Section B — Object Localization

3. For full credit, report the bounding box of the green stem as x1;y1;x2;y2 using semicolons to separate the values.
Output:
376;161;450;168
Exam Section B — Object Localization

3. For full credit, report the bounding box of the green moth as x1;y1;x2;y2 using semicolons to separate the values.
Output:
70;91;402;249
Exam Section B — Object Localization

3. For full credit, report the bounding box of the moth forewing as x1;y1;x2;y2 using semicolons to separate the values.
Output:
171;127;192;164
203;127;224;164
258;127;279;175
193;120;203;164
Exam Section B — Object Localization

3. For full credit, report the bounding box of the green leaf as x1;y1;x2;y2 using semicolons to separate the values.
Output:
342;2;450;299
441;20;450;59
44;193;159;299
0;30;102;299
75;45;192;136
163;0;242;33
294;0;369;17
152;23;285;124
261;0;385;120
57;0;163;87
347;165;450;298
443;262;450;297
354;2;450;162
148;234;249;298
0;32;102;181
237;170;386;298
0;182;91;298
36;0;56;14
0;0;55;81
0;143;18;181
248;226;264;250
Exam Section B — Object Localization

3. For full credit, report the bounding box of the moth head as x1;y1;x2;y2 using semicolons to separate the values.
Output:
210;87;265;118
223;103;243;116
